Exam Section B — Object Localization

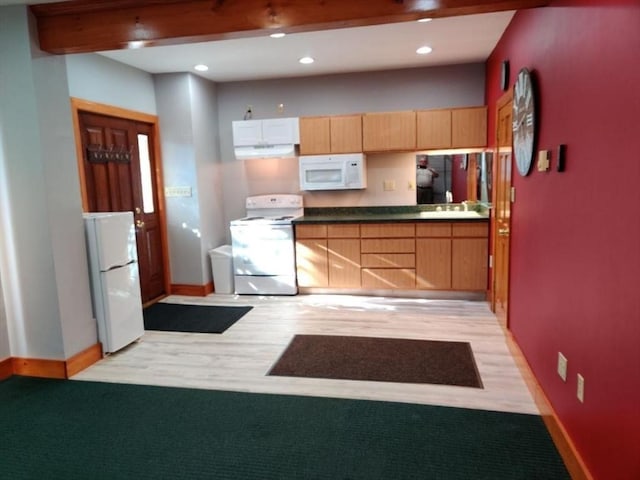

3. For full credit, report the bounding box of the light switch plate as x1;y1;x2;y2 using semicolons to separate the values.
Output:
537;150;550;171
165;186;192;198
557;352;568;381
577;374;585;403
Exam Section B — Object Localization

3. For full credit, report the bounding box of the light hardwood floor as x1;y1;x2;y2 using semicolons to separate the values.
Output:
72;294;538;415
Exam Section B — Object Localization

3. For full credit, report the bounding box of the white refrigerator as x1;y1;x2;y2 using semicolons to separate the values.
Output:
83;212;145;354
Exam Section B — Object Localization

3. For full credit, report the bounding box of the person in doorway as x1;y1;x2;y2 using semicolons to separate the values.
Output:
416;156;439;204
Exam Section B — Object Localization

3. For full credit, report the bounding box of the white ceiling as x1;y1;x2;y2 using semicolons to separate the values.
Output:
99;11;515;82
2;0;515;82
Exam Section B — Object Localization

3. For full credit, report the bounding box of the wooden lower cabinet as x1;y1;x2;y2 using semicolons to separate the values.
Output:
295;238;328;287
296;221;488;292
416;223;451;290
361;223;415;289
452;222;488;290
452;238;488;290
328;238;361;287
295;223;360;288
362;268;415;289
416;238;451;289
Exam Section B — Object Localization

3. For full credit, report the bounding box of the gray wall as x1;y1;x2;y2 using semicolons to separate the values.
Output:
0;270;8;360
190;75;227;277
216;63;485;227
0;6;95;359
66;53;157;114
154;73;226;286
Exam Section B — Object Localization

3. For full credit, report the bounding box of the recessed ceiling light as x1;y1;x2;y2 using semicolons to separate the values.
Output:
194;64;209;72
416;46;433;55
270;32;286;39
417;18;433;23
299;56;315;64
127;40;146;49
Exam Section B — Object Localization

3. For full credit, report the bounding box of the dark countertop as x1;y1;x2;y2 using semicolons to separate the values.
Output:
293;205;490;224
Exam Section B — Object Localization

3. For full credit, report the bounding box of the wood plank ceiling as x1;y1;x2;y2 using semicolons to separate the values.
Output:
30;0;551;54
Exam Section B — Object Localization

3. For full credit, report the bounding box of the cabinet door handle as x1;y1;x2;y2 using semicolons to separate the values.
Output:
498;228;510;236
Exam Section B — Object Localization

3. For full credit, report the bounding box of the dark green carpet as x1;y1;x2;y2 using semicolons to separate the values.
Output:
143;303;252;333
0;376;570;480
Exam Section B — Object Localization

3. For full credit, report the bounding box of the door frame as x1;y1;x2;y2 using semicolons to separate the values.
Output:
489;89;513;325
70;97;171;300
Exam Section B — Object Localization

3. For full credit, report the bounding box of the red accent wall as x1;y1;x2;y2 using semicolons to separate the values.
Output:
486;1;640;478
451;154;468;202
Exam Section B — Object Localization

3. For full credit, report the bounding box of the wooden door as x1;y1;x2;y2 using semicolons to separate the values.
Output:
78;111;166;304
492;92;513;328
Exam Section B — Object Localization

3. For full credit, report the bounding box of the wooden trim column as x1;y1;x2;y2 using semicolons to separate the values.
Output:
6;343;103;379
0;357;13;380
31;0;552;54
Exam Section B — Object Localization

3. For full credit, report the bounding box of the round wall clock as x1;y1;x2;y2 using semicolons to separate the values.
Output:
512;68;536;176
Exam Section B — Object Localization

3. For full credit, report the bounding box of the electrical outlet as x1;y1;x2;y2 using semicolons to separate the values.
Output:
577;374;585;403
557;352;567;381
383;180;396;191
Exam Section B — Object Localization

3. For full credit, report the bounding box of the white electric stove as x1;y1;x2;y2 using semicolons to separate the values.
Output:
230;194;303;295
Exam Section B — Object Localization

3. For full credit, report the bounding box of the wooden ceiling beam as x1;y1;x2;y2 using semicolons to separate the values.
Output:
30;0;551;54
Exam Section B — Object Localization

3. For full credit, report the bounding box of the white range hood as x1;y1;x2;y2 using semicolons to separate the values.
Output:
232;117;299;160
234;143;297;160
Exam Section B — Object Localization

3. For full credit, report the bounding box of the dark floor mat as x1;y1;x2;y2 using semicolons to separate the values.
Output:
268;334;483;388
143;302;252;333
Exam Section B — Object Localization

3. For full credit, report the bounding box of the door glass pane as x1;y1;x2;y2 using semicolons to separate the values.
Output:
137;134;154;213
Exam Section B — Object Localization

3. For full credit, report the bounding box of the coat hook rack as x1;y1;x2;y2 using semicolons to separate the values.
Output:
86;144;133;164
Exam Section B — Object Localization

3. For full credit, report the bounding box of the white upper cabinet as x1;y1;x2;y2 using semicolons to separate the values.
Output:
232;117;299;146
232;120;263;146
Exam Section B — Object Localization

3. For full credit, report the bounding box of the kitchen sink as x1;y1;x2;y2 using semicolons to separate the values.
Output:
418;210;485;219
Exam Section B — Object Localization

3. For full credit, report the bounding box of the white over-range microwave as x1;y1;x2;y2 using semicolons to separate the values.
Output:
299;153;367;191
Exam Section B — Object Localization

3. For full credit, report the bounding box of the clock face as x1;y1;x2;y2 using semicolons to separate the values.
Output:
512;68;536;176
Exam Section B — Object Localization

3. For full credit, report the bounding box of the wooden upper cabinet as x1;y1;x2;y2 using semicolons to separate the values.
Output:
416;109;452;149
362;111;416;152
299;115;362;155
300;107;485;154
330;115;362;153
299;117;330;154
417;106;487;149
451;107;487;148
